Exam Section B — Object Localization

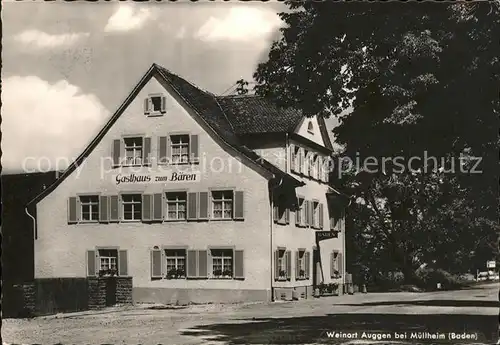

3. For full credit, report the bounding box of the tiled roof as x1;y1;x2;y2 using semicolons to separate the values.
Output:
216;95;303;134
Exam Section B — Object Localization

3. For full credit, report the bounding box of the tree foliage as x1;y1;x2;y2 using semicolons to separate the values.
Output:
250;1;499;282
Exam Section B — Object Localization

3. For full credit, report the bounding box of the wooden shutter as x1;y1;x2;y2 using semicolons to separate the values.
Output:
119;250;128;276
290;144;295;172
234;250;244;279
158;136;168;164
160;96;166;113
286;250;292;279
153;193;163;221
318;203;324;229
112;139;121;167
68;196;78;224
198;250;208;278
304;201;310;226
274;250;279;280
144;98;150;115
166;135;172;164
187;250;198;278
187;192;198;220
190;134;199;163
233;191;244;220
285;208;290;224
109;195;120;222
330;252;335;278
198;192;209;220
99;196;109;223
87;250;96;277
295;204;300;226
308;201;314;227
318;156;323;181
143;137;152;165
330;213;336;231
338;252;343;277
151;249;162;278
298;148;304;174
305;252;310;278
142;194;152;222
295;251;300;279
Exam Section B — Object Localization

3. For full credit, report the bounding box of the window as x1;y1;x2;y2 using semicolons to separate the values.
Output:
297;250;306;279
145;94;166;115
312;201;319;228
307;121;314;134
98;249;118;276
165;249;186;279
212;191;233;219
166;192;187;220
308;154;315;176
211;249;233;278
124;137;143;166
80;195;99;221
171;135;190;164
303;150;309;175
151;96;162;112
277;249;287;279
122;194;142;220
293;146;300;172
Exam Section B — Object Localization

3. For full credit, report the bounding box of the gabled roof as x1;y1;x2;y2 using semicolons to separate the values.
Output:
216;95;334;150
27;63;303;206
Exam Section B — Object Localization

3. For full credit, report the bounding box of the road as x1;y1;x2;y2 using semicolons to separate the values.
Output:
2;283;498;344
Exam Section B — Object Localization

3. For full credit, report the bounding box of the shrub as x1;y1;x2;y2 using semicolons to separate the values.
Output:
415;268;464;290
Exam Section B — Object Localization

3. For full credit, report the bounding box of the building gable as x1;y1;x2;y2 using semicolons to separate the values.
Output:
294;116;326;148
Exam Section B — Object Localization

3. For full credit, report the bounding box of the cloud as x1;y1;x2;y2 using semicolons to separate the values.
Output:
196;7;283;42
14;29;90;48
104;4;155;32
1;76;109;173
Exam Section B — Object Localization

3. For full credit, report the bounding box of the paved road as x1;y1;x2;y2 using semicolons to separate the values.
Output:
3;283;498;344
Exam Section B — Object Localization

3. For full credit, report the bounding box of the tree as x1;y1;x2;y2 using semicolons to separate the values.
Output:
249;1;499;282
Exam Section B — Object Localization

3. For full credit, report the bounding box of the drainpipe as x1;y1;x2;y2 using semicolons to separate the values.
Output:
270;176;283;301
26;206;37;240
342;198;353;293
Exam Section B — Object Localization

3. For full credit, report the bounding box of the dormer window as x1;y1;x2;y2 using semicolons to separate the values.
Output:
307;121;314;134
144;94;166;116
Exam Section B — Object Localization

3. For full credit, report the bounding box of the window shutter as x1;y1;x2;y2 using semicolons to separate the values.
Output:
330;213;336;231
338;252;343;277
68;197;78;224
308;201;314;227
274;250;279;280
87;250;96;277
234;191;244;220
295;251;300;279
298;148;304;174
295;204;300;226
290;144;295;172
119;250;128;276
112;139;121;167
330;252;335;278
198;192;209;220
158;136;168;164
143;137;152;165
318;156;323;181
198;250;208;278
109;195;120;222
166;135;172;164
304;201;310;226
325;157;330;182
187;192;198;220
285;208;290;224
160;96;166;113
286;250;292;279
305;252;310;278
151;249;162;278
187;250;198;278
318;203;324;229
99;196;109;223
144;98;150;115
234;250;244;279
142;194;152;222
153;193;163;221
190;134;199;163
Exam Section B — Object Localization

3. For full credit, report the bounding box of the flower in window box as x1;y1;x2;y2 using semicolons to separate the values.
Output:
279;270;287;279
166;268;178;279
99;269;117;277
332;270;342;279
176;269;186;278
213;269;223;277
299;269;306;278
222;270;233;278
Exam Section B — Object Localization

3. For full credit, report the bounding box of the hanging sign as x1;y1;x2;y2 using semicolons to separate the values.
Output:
113;172;200;185
487;261;496;269
316;231;338;242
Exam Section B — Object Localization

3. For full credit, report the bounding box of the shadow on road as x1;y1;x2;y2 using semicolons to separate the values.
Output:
336;299;500;308
180;313;497;344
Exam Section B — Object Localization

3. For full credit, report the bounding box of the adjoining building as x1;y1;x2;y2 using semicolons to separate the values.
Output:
26;63;349;304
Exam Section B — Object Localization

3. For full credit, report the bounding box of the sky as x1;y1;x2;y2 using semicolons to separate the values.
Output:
2;2;339;174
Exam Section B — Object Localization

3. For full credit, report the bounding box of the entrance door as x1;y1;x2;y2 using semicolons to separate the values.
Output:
105;278;117;306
